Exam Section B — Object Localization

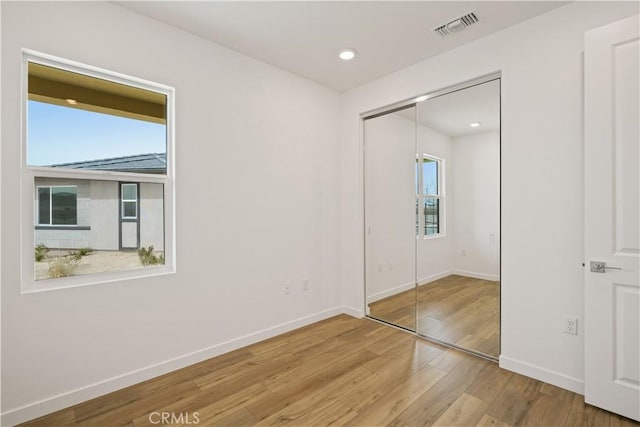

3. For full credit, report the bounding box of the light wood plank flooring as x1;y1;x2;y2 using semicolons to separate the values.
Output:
21;315;637;427
369;275;500;356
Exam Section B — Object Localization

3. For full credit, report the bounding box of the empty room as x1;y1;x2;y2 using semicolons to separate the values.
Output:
1;1;639;426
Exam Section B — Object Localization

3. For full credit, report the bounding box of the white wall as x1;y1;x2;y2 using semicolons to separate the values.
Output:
1;2;341;424
338;1;639;394
451;131;500;280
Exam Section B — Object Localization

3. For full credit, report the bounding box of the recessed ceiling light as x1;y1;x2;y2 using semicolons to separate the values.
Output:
66;99;77;105
470;122;481;128
339;48;357;61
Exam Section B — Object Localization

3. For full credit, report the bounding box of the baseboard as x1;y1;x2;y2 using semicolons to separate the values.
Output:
452;269;500;282
1;306;348;426
417;270;454;286
366;271;459;303
366;280;415;304
340;305;364;318
499;355;584;394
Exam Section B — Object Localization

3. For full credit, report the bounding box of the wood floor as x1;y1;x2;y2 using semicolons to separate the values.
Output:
21;315;637;427
369;275;500;356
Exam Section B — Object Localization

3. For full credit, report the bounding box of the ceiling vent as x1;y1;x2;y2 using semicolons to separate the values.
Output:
434;12;479;37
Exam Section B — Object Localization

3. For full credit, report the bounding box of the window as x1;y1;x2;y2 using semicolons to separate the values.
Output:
121;183;138;219
417;155;444;238
37;186;77;225
23;50;174;291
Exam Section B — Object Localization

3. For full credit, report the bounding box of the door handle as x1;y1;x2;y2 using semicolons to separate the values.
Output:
590;261;622;273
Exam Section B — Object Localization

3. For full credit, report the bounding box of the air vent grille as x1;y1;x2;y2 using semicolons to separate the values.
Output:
434;12;479;37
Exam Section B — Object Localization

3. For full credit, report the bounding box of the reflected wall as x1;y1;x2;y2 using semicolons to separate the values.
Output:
364;106;417;331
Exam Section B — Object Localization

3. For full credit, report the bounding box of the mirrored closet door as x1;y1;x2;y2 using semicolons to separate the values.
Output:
364;77;501;358
364;105;417;331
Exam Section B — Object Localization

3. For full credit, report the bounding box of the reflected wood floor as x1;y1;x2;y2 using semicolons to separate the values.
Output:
369;275;500;356
22;315;637;427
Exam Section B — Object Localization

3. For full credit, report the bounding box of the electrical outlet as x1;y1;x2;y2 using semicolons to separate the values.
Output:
303;279;309;291
284;282;291;295
563;316;578;335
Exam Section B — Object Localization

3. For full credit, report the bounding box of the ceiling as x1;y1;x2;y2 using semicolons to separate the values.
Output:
118;1;568;92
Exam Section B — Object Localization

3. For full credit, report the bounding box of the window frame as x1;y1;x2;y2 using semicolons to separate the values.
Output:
36;185;78;226
417;153;445;239
21;49;176;293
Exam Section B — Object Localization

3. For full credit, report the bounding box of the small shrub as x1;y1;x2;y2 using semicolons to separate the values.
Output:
47;256;79;278
35;244;50;262
69;247;93;260
138;246;165;266
78;247;93;257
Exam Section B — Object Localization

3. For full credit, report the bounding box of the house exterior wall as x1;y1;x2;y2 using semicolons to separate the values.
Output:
89;180;119;250
34;179;164;251
139;182;164;251
34;177;91;249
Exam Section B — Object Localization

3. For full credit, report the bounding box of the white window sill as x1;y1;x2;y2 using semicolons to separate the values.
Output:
21;265;176;294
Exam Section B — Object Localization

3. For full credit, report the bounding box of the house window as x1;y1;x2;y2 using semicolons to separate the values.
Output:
37;186;77;225
419;155;444;237
121;184;138;219
23;50;175;291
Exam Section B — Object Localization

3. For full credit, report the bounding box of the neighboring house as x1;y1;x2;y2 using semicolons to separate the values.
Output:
35;153;165;251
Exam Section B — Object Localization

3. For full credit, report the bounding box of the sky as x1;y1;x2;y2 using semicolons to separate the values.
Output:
422;160;438;195
27;100;166;166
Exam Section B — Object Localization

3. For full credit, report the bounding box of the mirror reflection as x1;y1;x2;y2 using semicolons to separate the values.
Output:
364;79;500;357
364;106;417;331
416;80;500;357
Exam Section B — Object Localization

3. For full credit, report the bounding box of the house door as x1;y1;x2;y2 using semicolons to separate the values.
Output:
584;15;639;421
119;182;140;250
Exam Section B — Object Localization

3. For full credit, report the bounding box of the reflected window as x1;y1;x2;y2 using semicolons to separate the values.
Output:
421;155;444;237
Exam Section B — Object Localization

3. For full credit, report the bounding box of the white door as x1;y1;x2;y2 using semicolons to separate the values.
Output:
584;15;640;421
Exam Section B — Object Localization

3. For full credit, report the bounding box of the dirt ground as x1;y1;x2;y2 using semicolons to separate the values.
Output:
35;250;161;281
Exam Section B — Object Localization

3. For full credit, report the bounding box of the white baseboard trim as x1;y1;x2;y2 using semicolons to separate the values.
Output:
340;305;364;318
499;355;584;394
417;270;454;286
452;269;500;282
366;280;415;304
1;306;348;426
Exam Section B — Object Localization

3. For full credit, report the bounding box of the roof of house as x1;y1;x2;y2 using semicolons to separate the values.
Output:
52;153;167;173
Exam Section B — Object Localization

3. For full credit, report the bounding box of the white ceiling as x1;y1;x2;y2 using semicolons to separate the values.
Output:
118;1;568;92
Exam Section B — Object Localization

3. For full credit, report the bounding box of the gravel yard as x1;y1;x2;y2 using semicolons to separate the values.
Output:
35;250;162;281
